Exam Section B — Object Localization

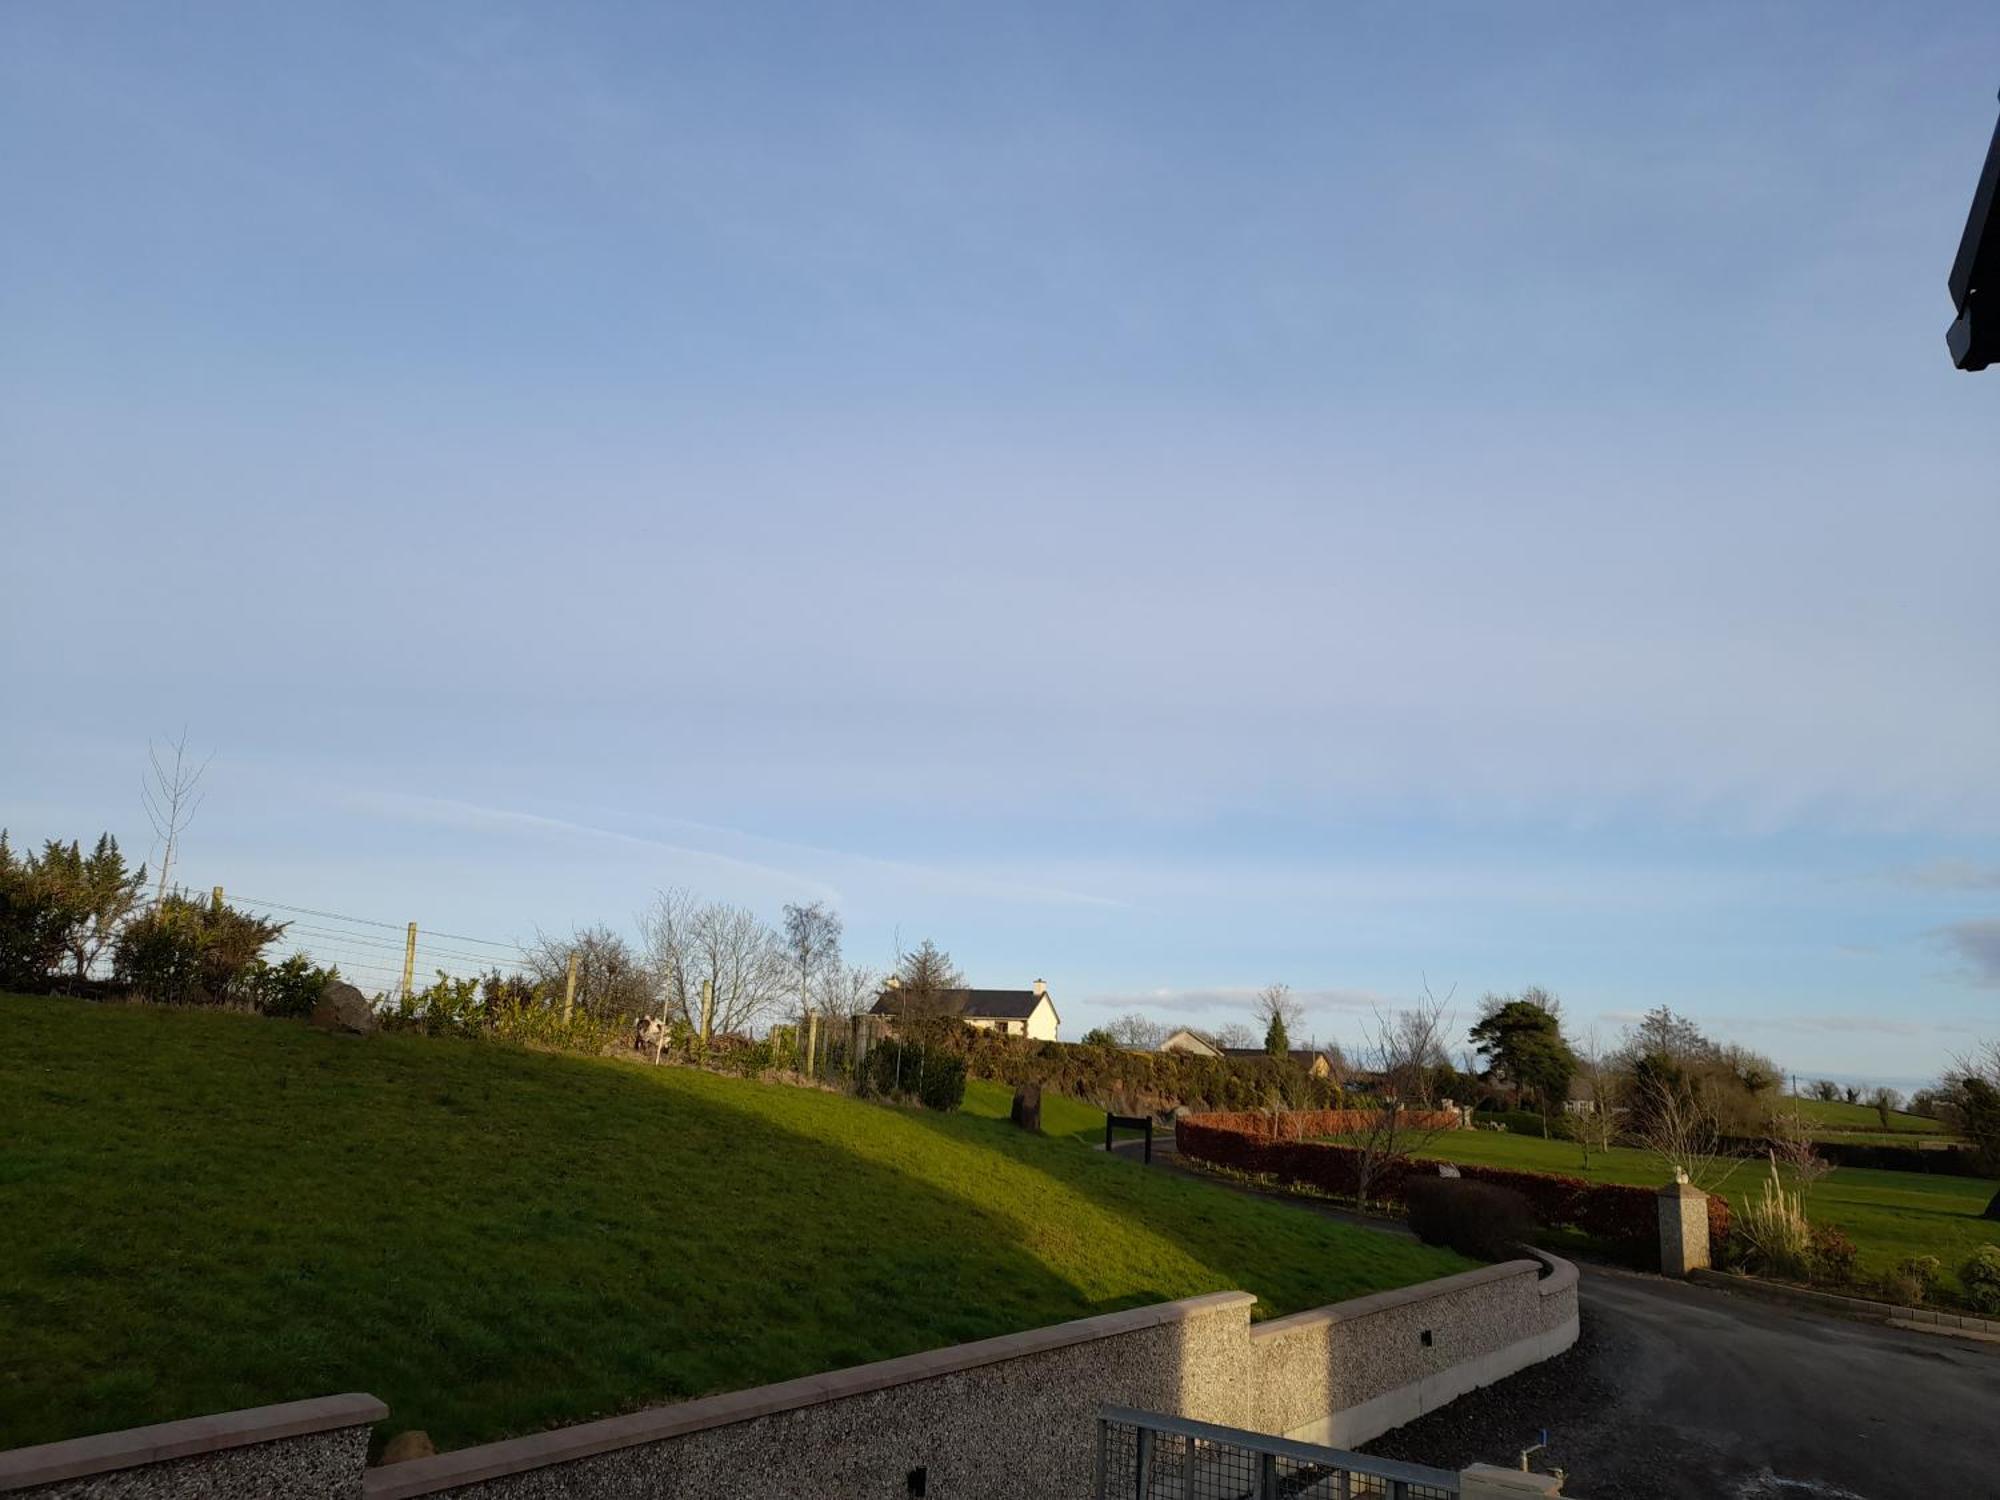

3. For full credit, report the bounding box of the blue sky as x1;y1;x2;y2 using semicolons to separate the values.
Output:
4;4;1998;1086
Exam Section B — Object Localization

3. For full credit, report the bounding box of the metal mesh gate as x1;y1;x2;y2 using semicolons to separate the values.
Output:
1095;1407;1459;1500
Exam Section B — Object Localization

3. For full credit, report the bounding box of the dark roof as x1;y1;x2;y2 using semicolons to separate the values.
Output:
870;987;1047;1020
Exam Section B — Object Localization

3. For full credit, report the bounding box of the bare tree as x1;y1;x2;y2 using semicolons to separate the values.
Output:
1253;982;1305;1055
781;901;843;1019
1382;980;1455;1107
141;730;211;901
1107;1012;1165;1050
1212;1022;1257;1050
1567;1043;1622;1171
1336;987;1458;1209
640;890;788;1042
819;963;879;1022
1630;1065;1743;1191
1765;1108;1833;1199
525;924;651;1020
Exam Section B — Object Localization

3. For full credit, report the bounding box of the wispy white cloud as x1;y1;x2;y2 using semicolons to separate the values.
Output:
1931;918;2000;989
1076;985;1393;1018
360;790;1129;914
1892;859;2000;891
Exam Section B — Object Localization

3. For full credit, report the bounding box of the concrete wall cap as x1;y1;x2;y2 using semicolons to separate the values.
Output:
0;1394;387;1493
1522;1248;1578;1297
1657;1179;1707;1198
1248;1260;1538;1340
363;1291;1256;1498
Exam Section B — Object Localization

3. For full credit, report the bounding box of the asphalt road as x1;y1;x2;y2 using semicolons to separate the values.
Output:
1110;1135;2000;1496
1368;1267;2000;1498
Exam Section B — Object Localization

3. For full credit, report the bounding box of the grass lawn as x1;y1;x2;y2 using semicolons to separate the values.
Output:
1413;1131;1999;1299
961;1076;1108;1145
0;996;1469;1453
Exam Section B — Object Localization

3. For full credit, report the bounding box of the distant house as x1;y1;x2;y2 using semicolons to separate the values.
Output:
1224;1046;1339;1080
870;978;1061;1042
1563;1077;1597;1116
1158;1028;1222;1057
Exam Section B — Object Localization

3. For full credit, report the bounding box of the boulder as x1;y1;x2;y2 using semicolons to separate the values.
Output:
1009;1083;1042;1133
310;980;378;1036
379;1431;436;1465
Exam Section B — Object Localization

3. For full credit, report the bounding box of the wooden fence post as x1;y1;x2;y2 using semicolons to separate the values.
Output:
563;952;578;1022
401;922;417;1000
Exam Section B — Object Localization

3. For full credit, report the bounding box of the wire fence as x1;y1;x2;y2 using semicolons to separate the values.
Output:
127;881;537;1001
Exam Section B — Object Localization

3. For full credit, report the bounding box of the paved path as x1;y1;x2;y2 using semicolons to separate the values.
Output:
1113;1134;2000;1495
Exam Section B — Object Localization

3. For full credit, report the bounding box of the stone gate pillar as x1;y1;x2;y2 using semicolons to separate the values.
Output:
1657;1175;1711;1276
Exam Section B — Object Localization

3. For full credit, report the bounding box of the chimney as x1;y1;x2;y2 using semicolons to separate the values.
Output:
1032;978;1047;999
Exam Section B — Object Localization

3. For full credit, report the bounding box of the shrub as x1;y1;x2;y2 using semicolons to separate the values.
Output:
244;954;337;1019
861;1039;966;1111
1477;1108;1555;1139
112;895;285;1005
1886;1255;1942;1306
1404;1176;1536;1261
380;972;484;1038
487;998;621;1055
1732;1158;1813;1282
1807;1223;1858;1287
916;1050;967;1112
1961;1245;2000;1315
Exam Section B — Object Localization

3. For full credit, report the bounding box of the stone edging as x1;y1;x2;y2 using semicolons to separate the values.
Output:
1689;1268;2000;1338
0;1394;387;1493
362;1292;1257;1499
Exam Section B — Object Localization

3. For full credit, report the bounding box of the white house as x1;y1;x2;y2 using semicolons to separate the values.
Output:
870;978;1061;1042
1158;1028;1222;1057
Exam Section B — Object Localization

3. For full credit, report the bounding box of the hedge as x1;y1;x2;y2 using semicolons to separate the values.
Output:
1176;1112;1731;1269
946;1033;1342;1114
1724;1138;1981;1177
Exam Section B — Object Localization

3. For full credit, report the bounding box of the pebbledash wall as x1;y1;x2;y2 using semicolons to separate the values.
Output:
0;1254;1578;1500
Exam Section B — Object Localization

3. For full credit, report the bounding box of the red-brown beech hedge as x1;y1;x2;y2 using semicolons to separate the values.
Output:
1175;1112;1732;1268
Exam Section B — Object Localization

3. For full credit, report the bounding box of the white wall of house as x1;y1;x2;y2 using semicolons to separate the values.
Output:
1022;996;1059;1042
1158;1028;1221;1057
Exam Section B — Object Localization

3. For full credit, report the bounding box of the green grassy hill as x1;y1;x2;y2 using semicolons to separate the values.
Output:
0;995;1467;1453
1783;1096;1954;1137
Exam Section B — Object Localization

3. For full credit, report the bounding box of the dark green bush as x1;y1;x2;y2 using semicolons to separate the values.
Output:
1476;1108;1555;1138
1962;1245;2000;1315
245;954;338;1019
862;1039;966;1111
1403;1176;1536;1261
0;832;80;991
113;895;285;1005
380;972;484;1038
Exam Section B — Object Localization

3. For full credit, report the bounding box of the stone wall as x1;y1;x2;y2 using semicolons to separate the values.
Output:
0;1394;385;1500
365;1253;1577;1499
1;1258;1578;1500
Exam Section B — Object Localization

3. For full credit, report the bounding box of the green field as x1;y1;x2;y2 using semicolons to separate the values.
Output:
1783;1097;1954;1137
961;1076;1108;1144
0;996;1468;1453
1414;1130;1999;1299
